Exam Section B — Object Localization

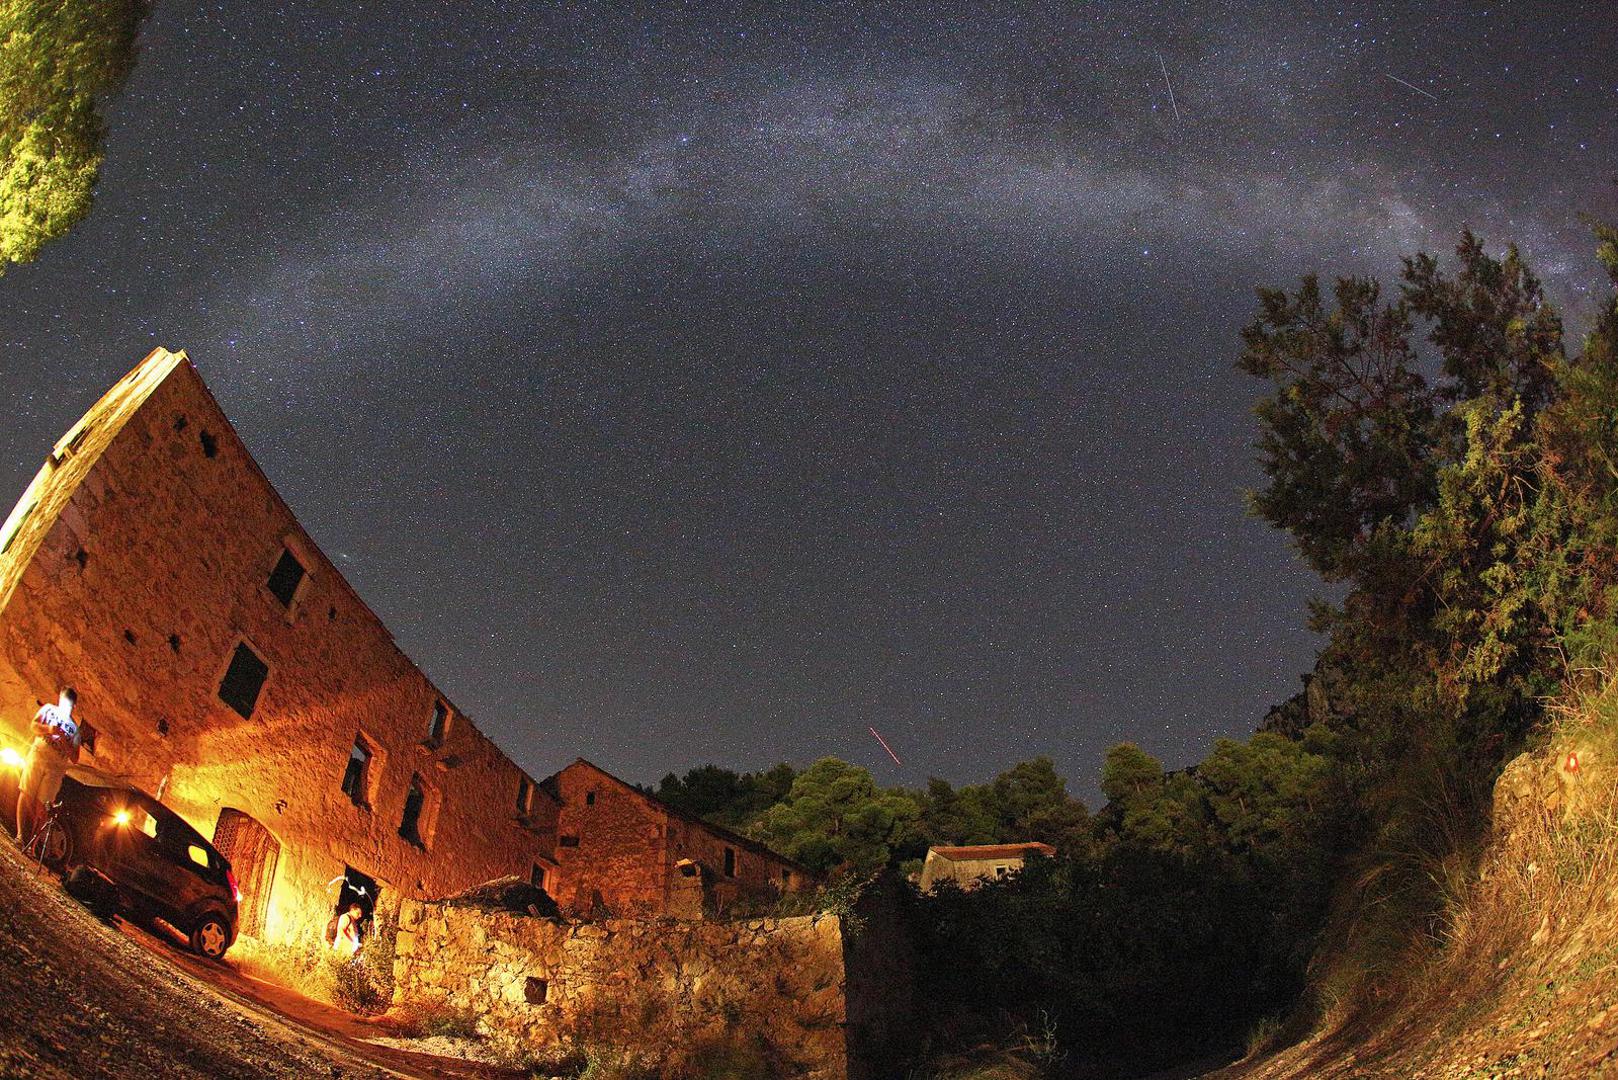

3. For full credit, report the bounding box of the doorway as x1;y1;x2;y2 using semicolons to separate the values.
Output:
211;808;279;938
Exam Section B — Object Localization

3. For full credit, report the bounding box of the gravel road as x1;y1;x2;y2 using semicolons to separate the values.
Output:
0;830;500;1079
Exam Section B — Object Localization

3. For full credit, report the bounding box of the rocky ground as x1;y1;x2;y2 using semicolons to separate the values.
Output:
0;828;515;1079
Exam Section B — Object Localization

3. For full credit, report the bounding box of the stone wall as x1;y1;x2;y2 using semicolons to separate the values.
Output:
393;899;853;1079
0;350;556;953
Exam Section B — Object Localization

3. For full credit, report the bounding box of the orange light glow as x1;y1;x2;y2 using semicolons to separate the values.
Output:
0;747;22;769
112;809;131;826
1566;752;1581;773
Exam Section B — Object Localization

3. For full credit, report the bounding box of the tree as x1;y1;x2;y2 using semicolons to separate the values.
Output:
752;757;921;876
0;0;153;270
655;762;797;828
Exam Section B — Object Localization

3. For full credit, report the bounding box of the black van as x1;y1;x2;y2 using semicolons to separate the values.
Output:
42;764;239;959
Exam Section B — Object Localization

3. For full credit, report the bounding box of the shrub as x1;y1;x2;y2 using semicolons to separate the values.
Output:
383;1002;481;1041
329;953;387;1014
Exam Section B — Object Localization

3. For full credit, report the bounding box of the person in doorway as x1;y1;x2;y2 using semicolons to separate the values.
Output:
332;901;365;959
16;688;81;853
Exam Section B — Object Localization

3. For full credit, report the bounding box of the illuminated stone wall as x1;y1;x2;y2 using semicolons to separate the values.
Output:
393;898;851;1079
0;349;556;951
546;759;808;917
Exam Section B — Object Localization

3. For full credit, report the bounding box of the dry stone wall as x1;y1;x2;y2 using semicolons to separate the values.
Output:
393;900;853;1079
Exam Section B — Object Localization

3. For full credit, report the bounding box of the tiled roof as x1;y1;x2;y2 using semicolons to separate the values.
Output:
928;842;1057;861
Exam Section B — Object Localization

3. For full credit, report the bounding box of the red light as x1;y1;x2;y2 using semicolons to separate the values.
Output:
1566;752;1580;773
226;869;241;903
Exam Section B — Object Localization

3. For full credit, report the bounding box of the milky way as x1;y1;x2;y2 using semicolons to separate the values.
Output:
0;2;1614;799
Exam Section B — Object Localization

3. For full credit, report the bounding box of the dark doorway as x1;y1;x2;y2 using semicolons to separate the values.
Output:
212;809;279;937
336;865;380;917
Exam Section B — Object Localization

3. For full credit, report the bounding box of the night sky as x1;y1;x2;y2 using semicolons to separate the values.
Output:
1;3;1614;801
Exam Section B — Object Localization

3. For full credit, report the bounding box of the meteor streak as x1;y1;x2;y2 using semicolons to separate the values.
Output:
1155;51;1181;123
869;726;903;767
1384;73;1439;101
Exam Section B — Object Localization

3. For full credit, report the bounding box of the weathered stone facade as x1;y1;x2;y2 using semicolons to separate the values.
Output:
393;897;850;1078
0;350;558;951
544;759;809;918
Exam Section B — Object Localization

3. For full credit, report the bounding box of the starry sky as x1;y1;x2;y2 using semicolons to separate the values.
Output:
1;2;1614;802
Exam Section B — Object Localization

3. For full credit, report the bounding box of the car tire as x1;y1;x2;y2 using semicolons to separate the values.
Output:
65;865;116;918
190;911;231;960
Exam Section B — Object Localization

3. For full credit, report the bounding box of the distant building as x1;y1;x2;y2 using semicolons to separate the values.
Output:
542;759;810;918
918;842;1057;891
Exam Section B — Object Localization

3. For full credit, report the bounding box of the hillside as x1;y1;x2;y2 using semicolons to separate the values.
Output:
1221;682;1618;1079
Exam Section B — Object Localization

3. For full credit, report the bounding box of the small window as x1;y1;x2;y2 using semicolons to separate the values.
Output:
723;847;735;878
399;775;427;847
134;808;158;840
781;868;792;886
585;790;595;806
559;835;579;848
186;844;210;870
531;864;547;890
200;430;219;458
427;701;449;746
341;739;371;806
524;977;548;1005
994;865;1009;878
218;643;269;719
265;548;306;608
516;777;532;813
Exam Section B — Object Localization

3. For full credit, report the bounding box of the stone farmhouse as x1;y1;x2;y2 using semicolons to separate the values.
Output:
0;349;803;953
543;759;809;917
917;842;1056;892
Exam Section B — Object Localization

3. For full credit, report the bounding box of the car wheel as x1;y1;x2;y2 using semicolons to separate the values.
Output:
190;912;231;959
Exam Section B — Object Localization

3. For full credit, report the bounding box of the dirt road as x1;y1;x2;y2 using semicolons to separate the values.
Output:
0;831;511;1079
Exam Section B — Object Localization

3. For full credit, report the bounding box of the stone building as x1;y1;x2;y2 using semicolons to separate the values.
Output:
917;842;1056;892
542;759;809;917
0;349;561;951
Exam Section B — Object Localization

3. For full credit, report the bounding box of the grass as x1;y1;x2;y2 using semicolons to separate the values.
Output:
1243;670;1618;1077
381;1002;482;1041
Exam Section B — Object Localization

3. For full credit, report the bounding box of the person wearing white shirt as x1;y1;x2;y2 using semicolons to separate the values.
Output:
17;687;81;852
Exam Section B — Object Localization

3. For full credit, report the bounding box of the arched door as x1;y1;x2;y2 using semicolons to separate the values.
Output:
212;808;279;938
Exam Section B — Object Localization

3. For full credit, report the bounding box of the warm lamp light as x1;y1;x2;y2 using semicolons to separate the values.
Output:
0;747;22;769
1566;751;1581;774
111;809;131;826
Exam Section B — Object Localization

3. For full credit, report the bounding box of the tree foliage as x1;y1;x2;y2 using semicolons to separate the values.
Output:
0;0;152;270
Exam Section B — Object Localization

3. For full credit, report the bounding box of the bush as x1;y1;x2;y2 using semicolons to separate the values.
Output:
383;1002;481;1041
329;953;387;1014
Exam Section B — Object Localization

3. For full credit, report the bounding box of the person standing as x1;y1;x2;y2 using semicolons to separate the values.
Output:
332;901;365;959
16;688;81;853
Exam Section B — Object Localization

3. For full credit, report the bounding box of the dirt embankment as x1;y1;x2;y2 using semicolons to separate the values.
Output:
1215;702;1618;1080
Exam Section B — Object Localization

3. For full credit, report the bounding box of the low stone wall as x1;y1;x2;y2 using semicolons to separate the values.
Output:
392;899;852;1079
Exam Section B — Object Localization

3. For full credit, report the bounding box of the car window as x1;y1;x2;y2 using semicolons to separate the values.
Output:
132;807;158;840
186;844;210;870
